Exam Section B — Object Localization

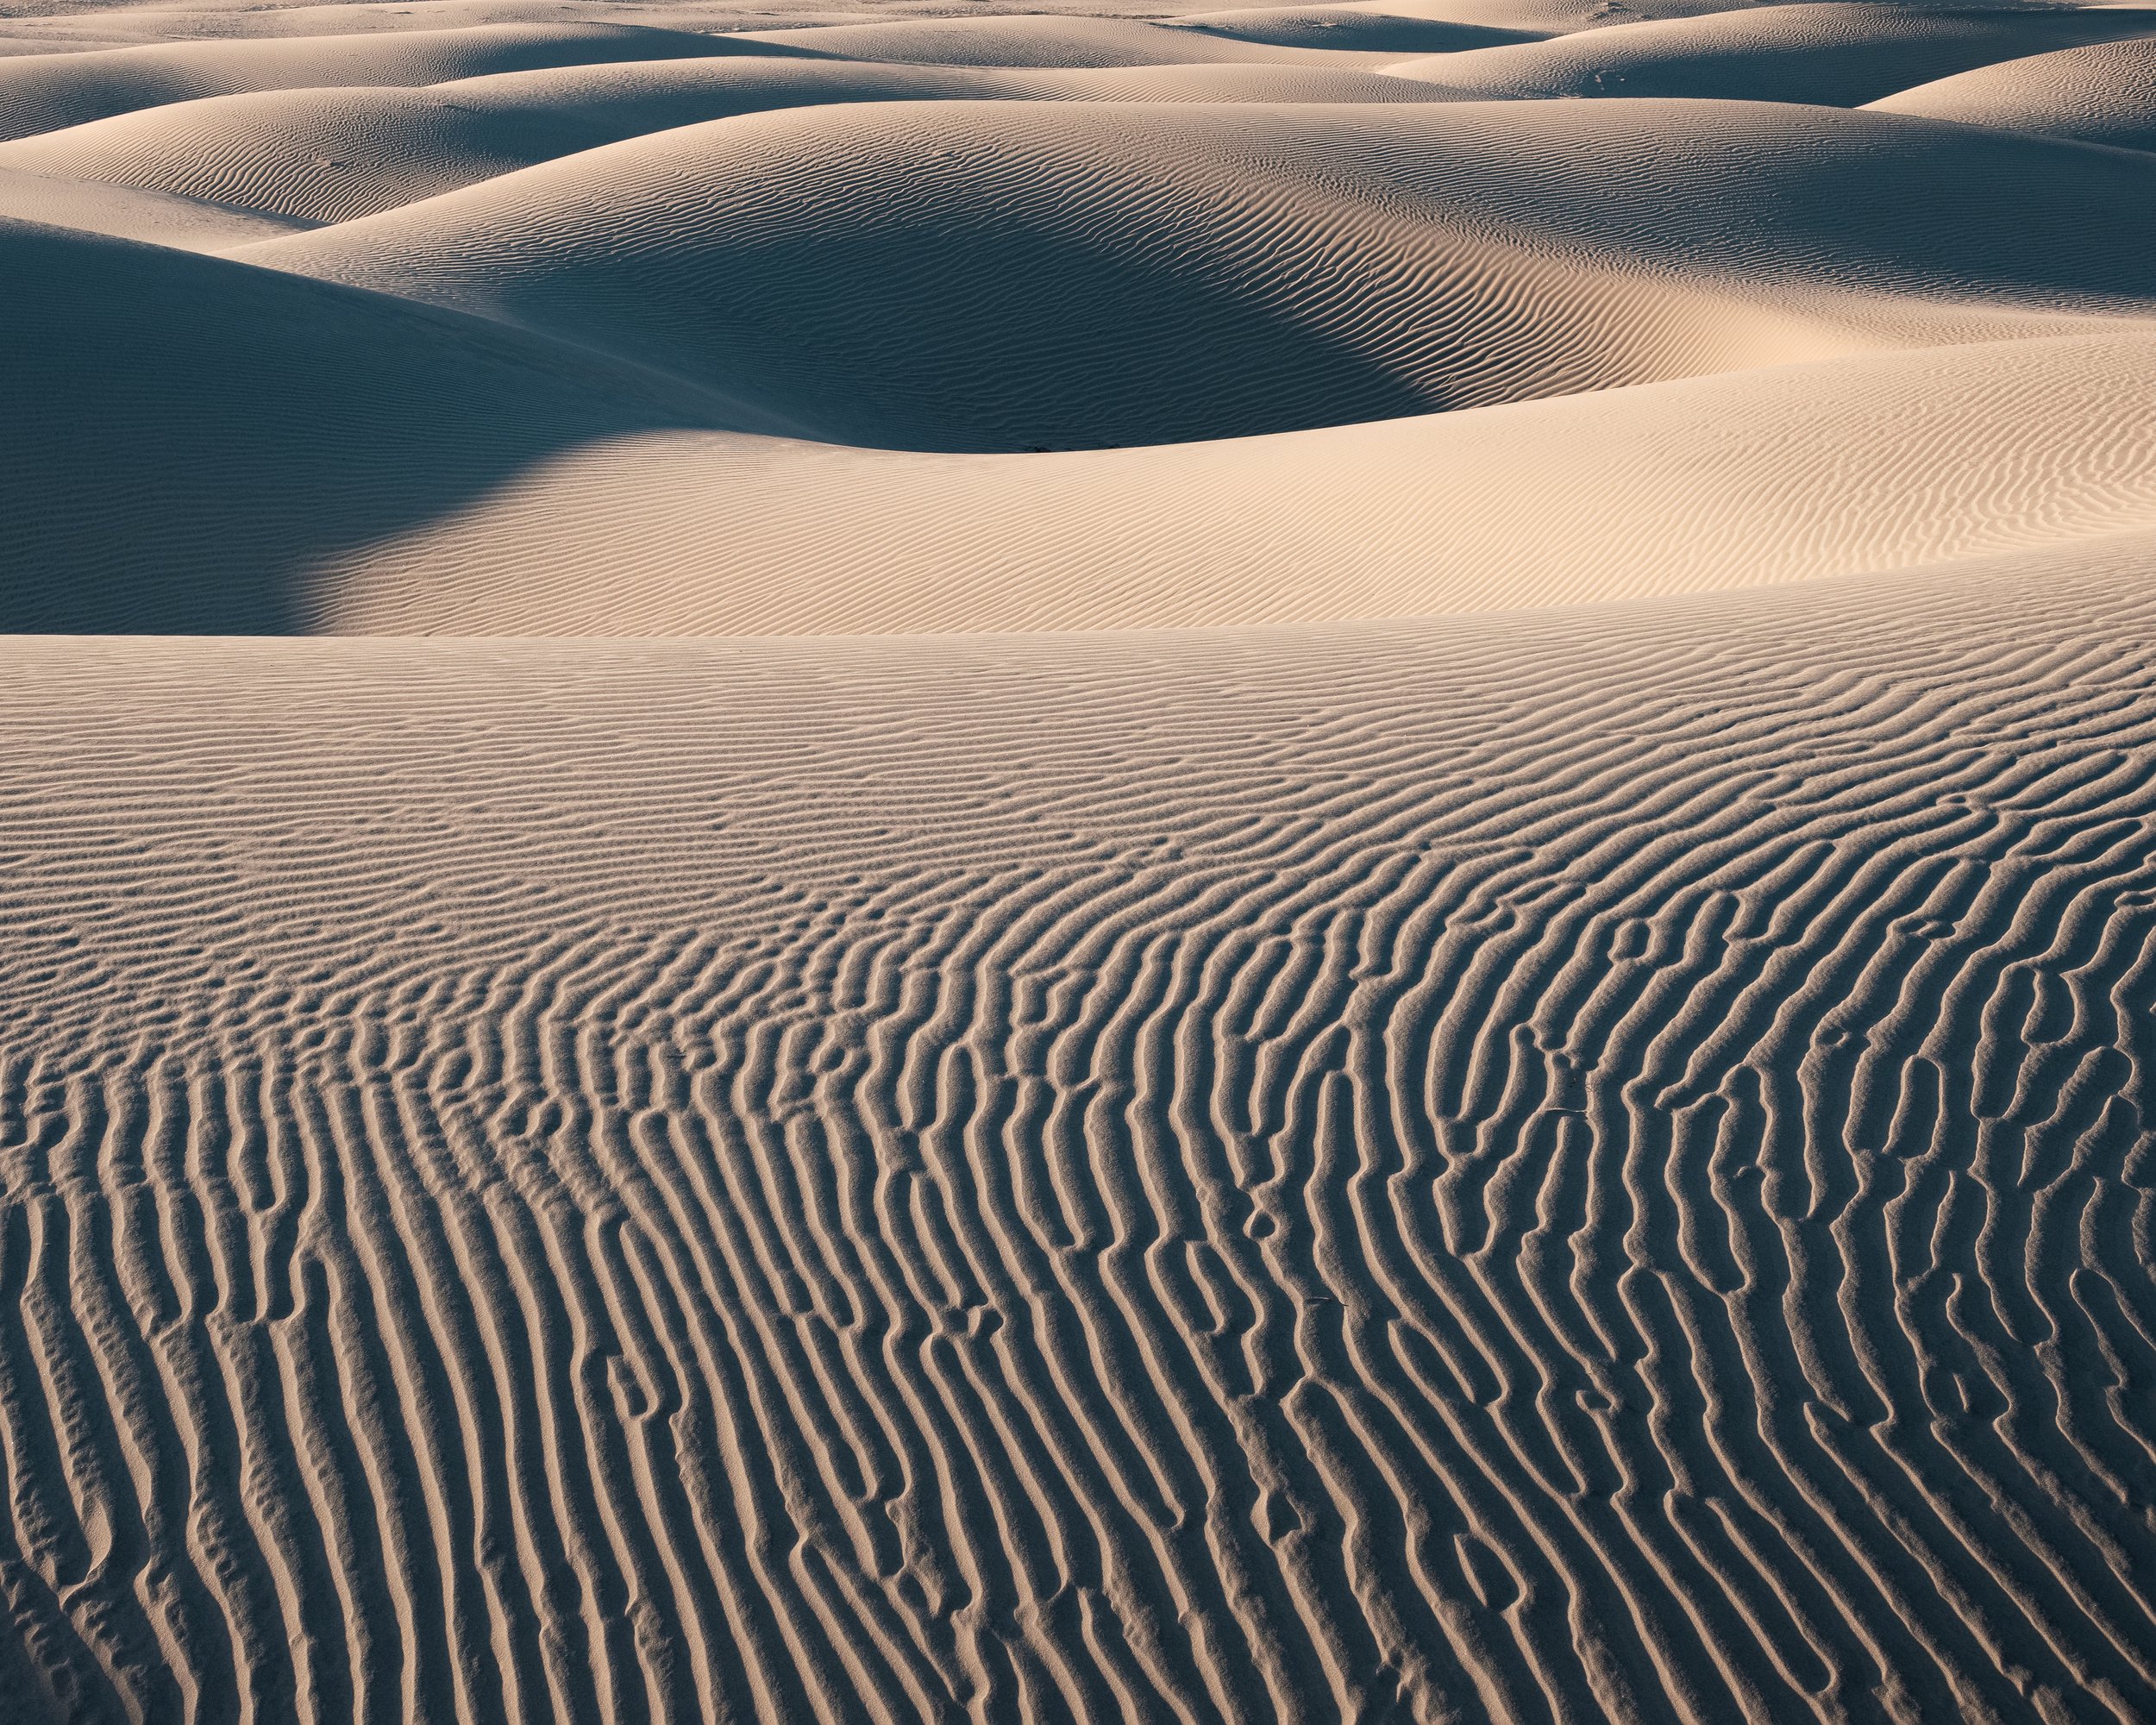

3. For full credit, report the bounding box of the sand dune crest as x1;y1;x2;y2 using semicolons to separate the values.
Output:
236;97;2156;452
1869;34;2156;149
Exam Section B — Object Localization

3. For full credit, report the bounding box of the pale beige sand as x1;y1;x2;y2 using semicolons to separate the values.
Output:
1869;34;2156;149
6;1;2156;1721
0;22;787;140
0;159;313;241
1172;3;1548;52
231;99;2156;451
1385;1;2156;101
732;13;1421;63
0;60;1469;221
9;224;2156;629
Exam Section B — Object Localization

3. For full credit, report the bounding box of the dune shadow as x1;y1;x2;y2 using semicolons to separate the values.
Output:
0;218;730;633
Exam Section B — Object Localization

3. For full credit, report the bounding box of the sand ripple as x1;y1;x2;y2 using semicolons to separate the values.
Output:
5;557;2156;1721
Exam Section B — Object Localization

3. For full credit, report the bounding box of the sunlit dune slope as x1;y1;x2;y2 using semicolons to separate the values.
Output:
1869;35;2156;150
0;57;1466;223
237;97;2156;452
298;334;2156;635
10;210;2155;634
0;22;797;141
0;162;312;243
9;4;2156;1723
1386;1;2156;103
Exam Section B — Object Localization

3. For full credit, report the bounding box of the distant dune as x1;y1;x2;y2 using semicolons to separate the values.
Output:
1384;2;2156;101
1868;34;2156;150
4;0;2155;1722
231;97;2156;454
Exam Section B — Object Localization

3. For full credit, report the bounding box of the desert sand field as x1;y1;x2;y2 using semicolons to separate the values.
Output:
5;0;2156;1720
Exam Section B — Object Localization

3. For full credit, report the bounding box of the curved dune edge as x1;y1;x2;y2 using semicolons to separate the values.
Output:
233;97;2156;453
1382;1;2156;104
1867;35;2156;151
6;543;2156;1722
308;333;2156;635
10;195;2156;632
0;161;314;245
0;60;1472;224
0;22;782;141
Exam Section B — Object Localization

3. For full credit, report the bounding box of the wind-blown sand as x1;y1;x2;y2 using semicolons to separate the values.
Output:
4;0;2156;1721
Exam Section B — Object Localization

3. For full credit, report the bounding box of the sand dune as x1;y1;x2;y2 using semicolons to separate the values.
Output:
12;252;2156;631
728;15;1414;66
0;59;1464;222
9;0;2156;1720
1172;3;1548;53
0;22;787;141
8;548;2156;1723
1386;2;2156;102
0;216;733;632
235;97;2156;451
1870;35;2156;149
0;161;314;242
296;334;2156;635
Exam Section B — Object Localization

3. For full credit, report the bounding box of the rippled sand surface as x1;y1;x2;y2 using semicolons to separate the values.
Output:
4;0;2156;1719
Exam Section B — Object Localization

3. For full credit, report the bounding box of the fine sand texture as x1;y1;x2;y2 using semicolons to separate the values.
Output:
5;0;2156;1722
1867;35;2156;150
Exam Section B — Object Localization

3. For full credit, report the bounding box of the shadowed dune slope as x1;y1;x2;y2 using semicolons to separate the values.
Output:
0;58;1467;223
0;216;745;633
11;240;2156;630
239;97;2156;452
18;267;2156;634
1870;36;2156;150
0;22;796;141
6;549;2156;1724
1388;3;2156;104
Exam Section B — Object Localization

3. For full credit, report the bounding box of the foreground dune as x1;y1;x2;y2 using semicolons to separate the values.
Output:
8;549;2156;1723
7;0;2156;1721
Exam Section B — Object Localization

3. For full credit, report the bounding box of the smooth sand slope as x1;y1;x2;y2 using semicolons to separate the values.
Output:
7;551;2156;1725
0;216;735;632
235;98;2156;451
1385;3;2156;103
1173;4;1548;53
1870;35;2156;149
11;236;2156;631
726;14;1415;65
0;59;1465;223
0;22;792;141
0;161;312;242
7;0;2156;1722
